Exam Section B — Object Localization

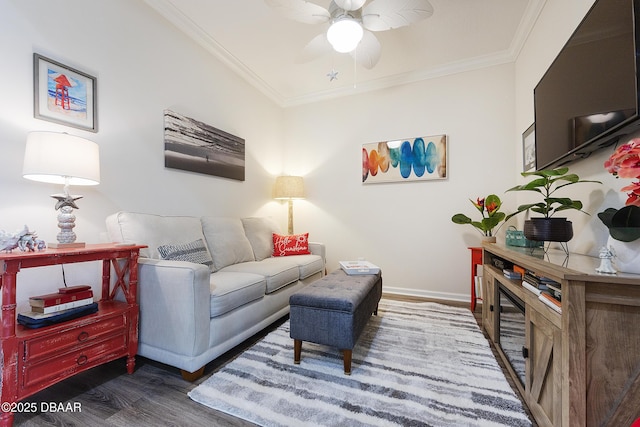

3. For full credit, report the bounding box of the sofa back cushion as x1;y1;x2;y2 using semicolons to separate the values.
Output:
105;212;210;262
241;217;281;261
201;217;255;271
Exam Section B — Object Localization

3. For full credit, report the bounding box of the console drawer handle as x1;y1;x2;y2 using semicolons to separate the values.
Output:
77;331;90;342
522;346;529;359
76;355;88;366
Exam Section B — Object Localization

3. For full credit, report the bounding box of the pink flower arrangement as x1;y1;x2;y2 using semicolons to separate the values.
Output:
604;139;640;206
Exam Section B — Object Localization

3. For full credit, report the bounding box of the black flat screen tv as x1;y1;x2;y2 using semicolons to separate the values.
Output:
534;0;640;170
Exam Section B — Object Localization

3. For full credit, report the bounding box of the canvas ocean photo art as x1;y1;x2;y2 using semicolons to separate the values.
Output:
362;135;447;184
164;110;245;181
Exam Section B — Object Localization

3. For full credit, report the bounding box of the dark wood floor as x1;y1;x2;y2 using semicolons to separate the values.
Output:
12;296;535;426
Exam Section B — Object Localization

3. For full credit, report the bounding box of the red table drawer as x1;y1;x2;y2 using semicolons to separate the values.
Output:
21;334;127;391
23;313;127;362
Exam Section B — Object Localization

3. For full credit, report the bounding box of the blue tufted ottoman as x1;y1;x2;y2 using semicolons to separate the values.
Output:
289;269;382;375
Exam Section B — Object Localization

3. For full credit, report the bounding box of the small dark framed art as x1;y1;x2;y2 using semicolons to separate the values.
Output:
33;53;97;132
522;123;535;172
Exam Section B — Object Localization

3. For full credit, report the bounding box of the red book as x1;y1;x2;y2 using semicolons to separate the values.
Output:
540;292;562;308
58;285;91;294
29;289;93;308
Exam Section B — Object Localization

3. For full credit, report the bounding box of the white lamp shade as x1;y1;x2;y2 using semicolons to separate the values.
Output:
327;18;363;53
23;132;100;186
273;176;305;199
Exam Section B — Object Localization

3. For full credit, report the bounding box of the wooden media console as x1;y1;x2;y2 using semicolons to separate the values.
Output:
481;243;640;427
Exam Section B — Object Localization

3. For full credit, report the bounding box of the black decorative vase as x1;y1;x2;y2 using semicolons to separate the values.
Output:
524;218;573;242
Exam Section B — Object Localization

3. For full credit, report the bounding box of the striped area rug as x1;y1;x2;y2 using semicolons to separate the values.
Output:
188;299;532;427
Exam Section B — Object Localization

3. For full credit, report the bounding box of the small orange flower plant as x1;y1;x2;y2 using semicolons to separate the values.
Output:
452;194;506;237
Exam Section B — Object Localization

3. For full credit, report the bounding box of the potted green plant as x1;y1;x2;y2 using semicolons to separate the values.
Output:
451;194;506;242
504;167;601;242
597;139;640;273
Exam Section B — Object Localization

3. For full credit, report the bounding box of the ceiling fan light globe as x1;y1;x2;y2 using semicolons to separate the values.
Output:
327;19;363;53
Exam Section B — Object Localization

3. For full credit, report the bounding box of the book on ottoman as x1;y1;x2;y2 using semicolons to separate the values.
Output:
339;261;380;275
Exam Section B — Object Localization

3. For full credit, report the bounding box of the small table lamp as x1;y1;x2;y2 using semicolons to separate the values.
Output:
22;131;100;248
273;176;305;235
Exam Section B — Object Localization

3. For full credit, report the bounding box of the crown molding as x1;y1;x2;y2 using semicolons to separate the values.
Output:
144;0;546;108
508;0;547;58
143;0;286;106
282;50;516;107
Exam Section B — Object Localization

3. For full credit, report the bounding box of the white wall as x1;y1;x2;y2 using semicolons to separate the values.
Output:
514;0;631;257
285;0;639;300
283;64;518;300
0;0;285;312
1;0;634;311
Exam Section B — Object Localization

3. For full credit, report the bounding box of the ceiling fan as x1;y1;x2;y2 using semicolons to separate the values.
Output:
265;0;434;69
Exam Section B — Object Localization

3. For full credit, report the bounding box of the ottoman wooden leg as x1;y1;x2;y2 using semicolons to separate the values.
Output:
294;339;302;364
343;349;352;375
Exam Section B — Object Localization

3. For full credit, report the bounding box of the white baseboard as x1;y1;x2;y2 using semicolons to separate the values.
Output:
383;285;470;304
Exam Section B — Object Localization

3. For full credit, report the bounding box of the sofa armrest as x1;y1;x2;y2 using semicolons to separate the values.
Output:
137;258;211;357
309;242;325;261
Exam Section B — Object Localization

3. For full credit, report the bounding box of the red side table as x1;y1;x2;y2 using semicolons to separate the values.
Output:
0;244;145;427
469;247;482;312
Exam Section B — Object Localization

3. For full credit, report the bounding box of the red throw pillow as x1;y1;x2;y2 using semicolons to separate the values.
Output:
272;233;311;257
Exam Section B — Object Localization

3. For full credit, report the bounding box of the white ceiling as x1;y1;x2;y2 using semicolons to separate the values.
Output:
144;0;546;107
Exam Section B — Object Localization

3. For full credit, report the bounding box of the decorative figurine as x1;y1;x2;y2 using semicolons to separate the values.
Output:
0;230;19;253
51;193;83;245
595;246;617;274
0;225;46;252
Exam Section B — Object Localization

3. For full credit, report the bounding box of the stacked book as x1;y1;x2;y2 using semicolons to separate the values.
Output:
521;271;562;313
18;285;98;328
503;269;522;280
29;285;94;313
339;261;380;275
545;282;562;301
539;292;562;313
475;264;483;299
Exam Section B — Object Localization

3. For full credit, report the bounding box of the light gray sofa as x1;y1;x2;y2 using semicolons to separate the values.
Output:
105;211;325;378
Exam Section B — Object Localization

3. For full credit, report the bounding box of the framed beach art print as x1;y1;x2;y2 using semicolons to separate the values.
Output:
33;53;97;132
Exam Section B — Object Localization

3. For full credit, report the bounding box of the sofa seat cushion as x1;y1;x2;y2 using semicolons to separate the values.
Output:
220;257;300;294
287;254;324;279
209;271;266;318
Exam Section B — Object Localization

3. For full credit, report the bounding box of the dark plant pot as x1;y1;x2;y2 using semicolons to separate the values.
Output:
524;218;573;242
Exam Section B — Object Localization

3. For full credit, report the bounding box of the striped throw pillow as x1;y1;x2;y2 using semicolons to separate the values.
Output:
157;239;214;271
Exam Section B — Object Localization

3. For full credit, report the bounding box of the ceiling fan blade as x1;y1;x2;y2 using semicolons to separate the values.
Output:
296;33;333;63
362;0;434;31
350;31;381;69
265;0;331;25
333;0;367;11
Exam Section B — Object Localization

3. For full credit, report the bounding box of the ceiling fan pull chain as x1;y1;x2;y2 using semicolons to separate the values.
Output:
353;49;357;89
